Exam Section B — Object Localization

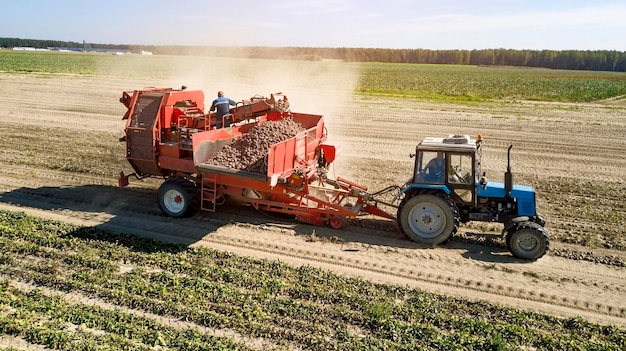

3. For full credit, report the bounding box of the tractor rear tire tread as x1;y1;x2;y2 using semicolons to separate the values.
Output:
398;193;460;245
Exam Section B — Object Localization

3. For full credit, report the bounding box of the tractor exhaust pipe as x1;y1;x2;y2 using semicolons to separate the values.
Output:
505;145;513;197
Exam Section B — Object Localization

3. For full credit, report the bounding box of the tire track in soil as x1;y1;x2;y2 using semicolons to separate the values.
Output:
333;124;625;184
199;230;625;323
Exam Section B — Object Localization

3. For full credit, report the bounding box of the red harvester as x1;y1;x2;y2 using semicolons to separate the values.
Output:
118;86;397;229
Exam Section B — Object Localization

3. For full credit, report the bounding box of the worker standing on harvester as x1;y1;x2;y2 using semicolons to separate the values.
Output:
210;91;237;128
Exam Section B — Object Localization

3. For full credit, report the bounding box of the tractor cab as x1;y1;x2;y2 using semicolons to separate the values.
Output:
413;134;481;206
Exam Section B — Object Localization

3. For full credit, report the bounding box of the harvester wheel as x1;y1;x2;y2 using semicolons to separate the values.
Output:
329;216;344;229
398;194;459;245
157;178;199;218
506;222;549;260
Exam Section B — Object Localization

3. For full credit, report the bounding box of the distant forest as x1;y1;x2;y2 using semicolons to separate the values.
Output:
2;37;625;72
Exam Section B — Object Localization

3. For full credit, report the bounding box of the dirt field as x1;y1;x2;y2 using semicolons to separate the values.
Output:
0;71;625;333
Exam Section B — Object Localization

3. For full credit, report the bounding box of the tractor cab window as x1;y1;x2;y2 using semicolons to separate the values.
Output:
416;151;445;184
447;153;473;184
447;153;474;203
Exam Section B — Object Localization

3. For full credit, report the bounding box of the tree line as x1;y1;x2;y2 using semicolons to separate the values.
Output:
2;37;625;72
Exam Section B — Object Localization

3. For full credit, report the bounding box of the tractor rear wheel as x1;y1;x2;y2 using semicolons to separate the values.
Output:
506;222;549;260
157;177;199;218
398;194;459;245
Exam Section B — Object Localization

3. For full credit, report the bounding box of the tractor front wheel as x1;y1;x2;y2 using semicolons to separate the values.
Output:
157;178;199;218
398;194;459;245
506;222;549;260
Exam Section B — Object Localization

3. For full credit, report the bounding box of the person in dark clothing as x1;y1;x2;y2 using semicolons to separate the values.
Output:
210;91;237;128
424;151;445;183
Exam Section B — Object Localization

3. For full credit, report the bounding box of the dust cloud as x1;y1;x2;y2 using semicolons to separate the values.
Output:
164;54;362;181
167;56;358;121
99;52;362;181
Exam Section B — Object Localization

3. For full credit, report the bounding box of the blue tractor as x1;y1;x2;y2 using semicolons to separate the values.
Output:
396;135;549;260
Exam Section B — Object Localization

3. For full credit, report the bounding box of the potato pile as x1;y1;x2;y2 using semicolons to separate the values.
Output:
206;118;305;173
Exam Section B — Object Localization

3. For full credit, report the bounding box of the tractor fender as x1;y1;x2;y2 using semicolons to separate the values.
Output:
501;216;530;236
534;214;547;227
401;184;451;197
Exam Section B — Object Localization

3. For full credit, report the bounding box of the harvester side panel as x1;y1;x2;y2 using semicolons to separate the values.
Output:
126;93;163;176
267;135;299;179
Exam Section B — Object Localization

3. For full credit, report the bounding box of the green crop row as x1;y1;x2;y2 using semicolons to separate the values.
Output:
358;63;626;102
1;210;624;350
2;51;625;102
0;51;98;74
0;51;181;77
0;282;250;351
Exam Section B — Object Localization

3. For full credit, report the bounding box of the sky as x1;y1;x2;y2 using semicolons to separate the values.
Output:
1;0;625;51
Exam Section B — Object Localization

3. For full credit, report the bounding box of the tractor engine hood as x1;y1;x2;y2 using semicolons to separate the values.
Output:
478;181;535;199
478;181;538;216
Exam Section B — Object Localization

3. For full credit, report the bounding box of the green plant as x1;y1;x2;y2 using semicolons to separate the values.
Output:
1;210;624;350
